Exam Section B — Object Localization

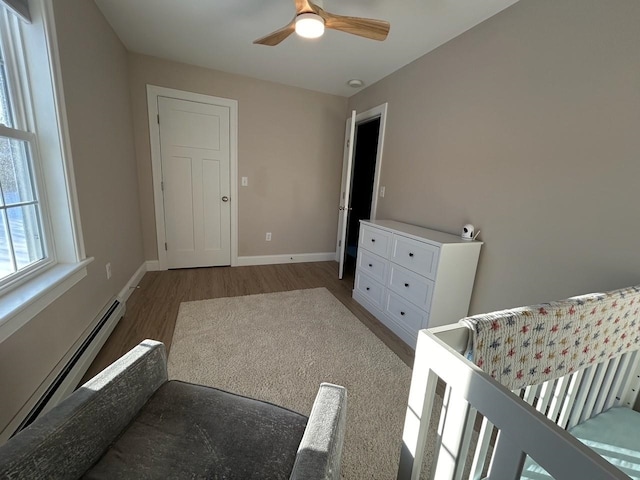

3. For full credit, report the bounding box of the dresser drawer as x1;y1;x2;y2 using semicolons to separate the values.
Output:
355;272;385;309
357;249;388;284
384;292;428;332
391;235;439;279
360;225;392;258
388;263;434;311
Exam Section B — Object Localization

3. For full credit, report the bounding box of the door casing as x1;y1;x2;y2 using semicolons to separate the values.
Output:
335;103;388;263
147;85;238;270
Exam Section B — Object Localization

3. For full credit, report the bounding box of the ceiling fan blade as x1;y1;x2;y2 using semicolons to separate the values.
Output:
253;20;296;46
294;0;317;14
319;9;390;41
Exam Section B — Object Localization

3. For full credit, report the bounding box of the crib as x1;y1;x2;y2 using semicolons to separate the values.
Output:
398;285;640;480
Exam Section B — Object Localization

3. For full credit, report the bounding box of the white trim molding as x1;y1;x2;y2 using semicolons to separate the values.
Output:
0;258;93;343
355;103;387;221
117;262;147;304
334;103;388;263
145;253;335;270
38;0;86;261
236;252;336;267
146;85;239;270
0;293;123;443
145;260;161;272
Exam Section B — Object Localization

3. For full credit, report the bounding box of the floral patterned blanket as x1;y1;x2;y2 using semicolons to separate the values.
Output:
460;285;640;390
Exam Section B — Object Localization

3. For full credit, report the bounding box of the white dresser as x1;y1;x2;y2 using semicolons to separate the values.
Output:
353;220;482;348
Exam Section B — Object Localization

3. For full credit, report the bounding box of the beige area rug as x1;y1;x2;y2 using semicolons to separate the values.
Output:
167;287;413;478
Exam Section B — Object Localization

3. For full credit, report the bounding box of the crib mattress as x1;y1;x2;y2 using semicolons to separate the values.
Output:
521;407;640;480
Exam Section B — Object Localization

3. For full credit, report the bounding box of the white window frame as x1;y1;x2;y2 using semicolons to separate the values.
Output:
0;0;92;343
0;11;56;288
0;125;55;289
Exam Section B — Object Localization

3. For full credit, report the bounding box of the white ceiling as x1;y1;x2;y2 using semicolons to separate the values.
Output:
94;0;520;97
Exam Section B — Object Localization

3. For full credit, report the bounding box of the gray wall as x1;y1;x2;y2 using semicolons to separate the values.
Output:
348;0;640;314
0;0;144;432
128;53;348;260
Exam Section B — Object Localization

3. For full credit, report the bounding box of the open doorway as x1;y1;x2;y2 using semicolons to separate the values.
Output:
344;117;381;278
336;103;387;282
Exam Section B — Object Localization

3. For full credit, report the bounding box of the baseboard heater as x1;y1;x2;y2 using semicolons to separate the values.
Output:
11;297;126;437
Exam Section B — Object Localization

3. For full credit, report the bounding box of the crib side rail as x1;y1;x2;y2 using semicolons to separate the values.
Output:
398;326;630;480
509;349;640;431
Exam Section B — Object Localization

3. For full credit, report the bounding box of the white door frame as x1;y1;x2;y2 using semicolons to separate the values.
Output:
334;102;388;262
147;85;238;270
361;102;387;220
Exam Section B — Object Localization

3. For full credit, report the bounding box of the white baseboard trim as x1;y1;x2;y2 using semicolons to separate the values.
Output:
145;260;161;272
0;296;125;443
40;298;126;416
117;262;147;303
236;252;337;267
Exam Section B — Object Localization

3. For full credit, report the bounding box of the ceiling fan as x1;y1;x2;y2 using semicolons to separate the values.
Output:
253;0;390;46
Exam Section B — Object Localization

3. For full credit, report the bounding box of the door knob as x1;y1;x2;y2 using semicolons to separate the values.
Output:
222;196;229;202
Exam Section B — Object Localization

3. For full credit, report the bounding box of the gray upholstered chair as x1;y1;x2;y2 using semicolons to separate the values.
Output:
0;340;347;479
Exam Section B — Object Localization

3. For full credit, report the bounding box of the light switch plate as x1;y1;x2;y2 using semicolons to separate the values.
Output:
380;186;385;197
241;177;248;186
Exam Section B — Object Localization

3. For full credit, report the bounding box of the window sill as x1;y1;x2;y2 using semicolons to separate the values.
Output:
0;258;94;343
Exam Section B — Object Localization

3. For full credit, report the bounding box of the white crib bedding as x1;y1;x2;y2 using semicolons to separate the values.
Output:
521;407;640;480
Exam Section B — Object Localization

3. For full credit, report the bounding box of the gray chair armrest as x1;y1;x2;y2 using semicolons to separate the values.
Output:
290;383;347;480
0;339;168;480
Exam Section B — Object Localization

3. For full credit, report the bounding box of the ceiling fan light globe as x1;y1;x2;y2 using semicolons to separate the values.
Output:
295;13;325;39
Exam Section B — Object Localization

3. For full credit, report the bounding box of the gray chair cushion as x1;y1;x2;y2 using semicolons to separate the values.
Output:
83;380;308;480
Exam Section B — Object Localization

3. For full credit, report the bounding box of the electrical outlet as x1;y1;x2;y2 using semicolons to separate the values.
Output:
266;232;272;241
241;177;248;186
380;186;386;198
105;262;112;280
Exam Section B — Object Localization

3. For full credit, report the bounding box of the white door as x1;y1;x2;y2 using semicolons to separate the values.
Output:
158;96;231;268
337;110;357;279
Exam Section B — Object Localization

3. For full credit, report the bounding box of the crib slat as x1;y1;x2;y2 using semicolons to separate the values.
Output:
522;384;538;407
604;353;632;410
535;379;555;415
619;351;640;408
568;365;597;429
432;388;476;480
592;356;620;415
398;334;440;480
557;369;584;429
453;406;476;480
430;386;451;480
485;430;526;479
547;375;570;422
579;362;608;423
469;417;494;480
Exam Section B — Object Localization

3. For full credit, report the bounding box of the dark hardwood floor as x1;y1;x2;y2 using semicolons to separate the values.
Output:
83;261;415;382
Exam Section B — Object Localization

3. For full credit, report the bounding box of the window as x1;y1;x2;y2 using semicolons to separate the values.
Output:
0;0;90;339
0;34;52;288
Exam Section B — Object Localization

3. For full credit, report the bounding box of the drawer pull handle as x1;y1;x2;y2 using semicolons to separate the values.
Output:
366;287;370;291
368;263;373;267
404;283;410;287
409;252;414;257
400;311;406;316
371;239;376;243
